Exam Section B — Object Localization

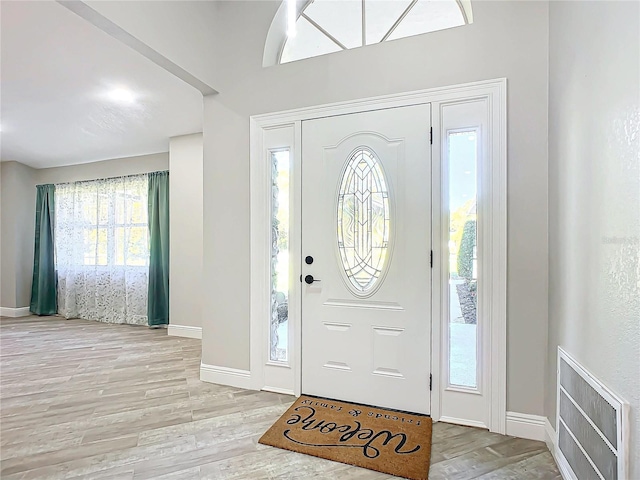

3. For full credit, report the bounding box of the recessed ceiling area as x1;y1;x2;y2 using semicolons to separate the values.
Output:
0;1;204;169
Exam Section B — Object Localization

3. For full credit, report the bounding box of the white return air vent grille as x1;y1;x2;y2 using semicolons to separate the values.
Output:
556;348;628;480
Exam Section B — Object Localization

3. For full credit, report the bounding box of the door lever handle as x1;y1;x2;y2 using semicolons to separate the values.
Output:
304;275;320;285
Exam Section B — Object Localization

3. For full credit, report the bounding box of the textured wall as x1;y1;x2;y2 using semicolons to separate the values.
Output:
547;1;640;476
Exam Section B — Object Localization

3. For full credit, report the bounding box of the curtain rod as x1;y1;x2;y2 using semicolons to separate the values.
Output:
36;170;168;188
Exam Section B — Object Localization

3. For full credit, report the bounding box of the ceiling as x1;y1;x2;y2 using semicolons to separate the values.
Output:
0;1;204;169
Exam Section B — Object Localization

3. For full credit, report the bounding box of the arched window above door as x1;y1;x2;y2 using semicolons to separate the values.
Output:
270;0;472;65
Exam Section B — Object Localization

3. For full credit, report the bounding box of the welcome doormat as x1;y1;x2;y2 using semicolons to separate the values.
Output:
258;395;432;480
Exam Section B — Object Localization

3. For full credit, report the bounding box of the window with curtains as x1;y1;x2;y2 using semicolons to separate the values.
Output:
54;175;150;325
57;179;149;267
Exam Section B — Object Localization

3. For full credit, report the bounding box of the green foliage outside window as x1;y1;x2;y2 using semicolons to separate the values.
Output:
457;220;476;282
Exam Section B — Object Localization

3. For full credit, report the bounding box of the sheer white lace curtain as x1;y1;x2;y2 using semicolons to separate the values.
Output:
55;175;149;325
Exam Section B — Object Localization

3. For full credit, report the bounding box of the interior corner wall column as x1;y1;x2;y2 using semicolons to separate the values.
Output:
0;161;37;311
200;96;252;372
168;133;203;337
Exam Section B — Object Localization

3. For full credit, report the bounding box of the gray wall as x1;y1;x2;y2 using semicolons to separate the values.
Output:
169;133;203;329
0;153;168;310
0;164;2;305
201;0;550;416
0;161;37;308
547;1;639;475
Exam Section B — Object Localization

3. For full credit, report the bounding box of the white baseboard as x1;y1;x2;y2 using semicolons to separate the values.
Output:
0;307;31;318
168;324;202;339
200;363;253;390
505;411;546;442
545;417;556;452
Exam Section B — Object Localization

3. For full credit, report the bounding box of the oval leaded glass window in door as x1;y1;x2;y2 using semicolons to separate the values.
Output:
337;147;391;296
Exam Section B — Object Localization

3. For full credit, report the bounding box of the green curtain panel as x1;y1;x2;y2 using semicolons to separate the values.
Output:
147;171;170;326
30;184;57;315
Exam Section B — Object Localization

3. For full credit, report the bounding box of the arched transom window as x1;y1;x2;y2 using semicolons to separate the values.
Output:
280;0;470;64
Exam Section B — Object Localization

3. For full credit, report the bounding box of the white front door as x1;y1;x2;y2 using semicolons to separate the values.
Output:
301;105;432;414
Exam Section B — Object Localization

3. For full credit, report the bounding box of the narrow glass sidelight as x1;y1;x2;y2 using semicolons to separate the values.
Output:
337;147;390;296
448;131;478;389
270;150;290;362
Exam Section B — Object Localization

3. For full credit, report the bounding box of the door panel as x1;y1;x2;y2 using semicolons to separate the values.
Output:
301;105;432;414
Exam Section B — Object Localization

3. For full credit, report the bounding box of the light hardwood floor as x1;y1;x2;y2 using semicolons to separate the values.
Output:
0;316;561;479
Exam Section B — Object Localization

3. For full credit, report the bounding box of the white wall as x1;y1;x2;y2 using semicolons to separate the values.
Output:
547;1;639;475
169;133;203;333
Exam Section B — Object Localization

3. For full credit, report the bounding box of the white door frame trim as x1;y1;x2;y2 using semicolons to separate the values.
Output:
250;78;507;433
431;88;508;434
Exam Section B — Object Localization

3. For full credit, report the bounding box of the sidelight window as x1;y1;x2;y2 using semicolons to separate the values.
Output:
270;150;291;362
447;130;478;389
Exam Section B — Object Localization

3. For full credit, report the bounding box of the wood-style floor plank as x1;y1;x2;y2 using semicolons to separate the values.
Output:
0;316;561;479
